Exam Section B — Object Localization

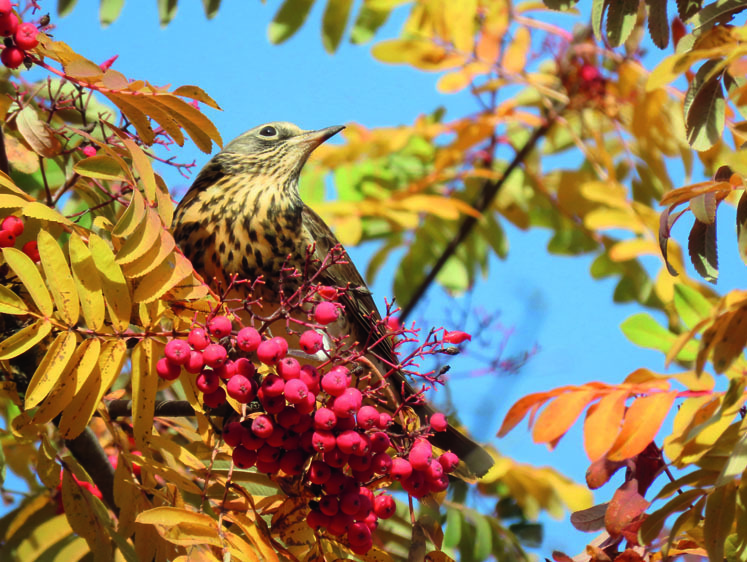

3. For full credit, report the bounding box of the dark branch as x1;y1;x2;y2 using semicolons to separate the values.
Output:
108;399;197;418
64;428;118;514
400;111;558;321
0;128;10;175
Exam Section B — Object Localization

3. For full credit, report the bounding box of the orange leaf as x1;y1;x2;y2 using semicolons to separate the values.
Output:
607;391;677;461
498;389;564;437
584;390;628;461
532;390;598;445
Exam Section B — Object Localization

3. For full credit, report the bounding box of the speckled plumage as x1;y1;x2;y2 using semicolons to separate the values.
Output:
173;122;493;477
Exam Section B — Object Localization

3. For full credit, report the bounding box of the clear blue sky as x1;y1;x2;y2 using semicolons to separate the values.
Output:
18;0;743;557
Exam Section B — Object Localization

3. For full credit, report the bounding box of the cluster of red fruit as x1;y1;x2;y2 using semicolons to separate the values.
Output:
0;215;39;261
157;306;461;555
0;1;39;69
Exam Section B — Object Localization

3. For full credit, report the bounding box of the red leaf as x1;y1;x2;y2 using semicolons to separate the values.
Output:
605;479;649;536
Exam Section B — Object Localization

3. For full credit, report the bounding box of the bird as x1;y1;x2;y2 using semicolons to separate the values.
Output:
173;122;494;477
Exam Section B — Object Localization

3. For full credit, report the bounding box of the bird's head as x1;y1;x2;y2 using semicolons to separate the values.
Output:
220;121;344;180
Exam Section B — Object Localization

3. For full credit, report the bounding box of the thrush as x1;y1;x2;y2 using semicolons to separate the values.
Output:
173;122;494;477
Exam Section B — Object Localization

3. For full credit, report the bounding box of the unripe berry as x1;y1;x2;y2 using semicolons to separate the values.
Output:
22;240;39;262
0;229;15;248
347;521;372;546
373;494;396;519
307;460;332;485
306;509;330;530
332;388;362;419
323;448;349;469
156;357;180;380
0;13;18;37
14;22;38;50
356;405;379;430
236;326;261;352
276;406;301;429
299;330;324;354
284;378;309;404
371;452;392;474
438;451;459;473
195;370;220;394
319;495;339;517
203;387;226;408
223;421;247;448
256;339;282;365
313;301;339;325
184;350;204;374
312;430;336;453
207;315;232;338
370;431;390;453
321;367;349;397
187;327;210;350
390;458;412;481
164;339;191;366
251;415;274;439
277;357;300;380
202;343;227;368
232;445;257;469
226;374;255;403
314;407;337;430
402;470;427;498
430;412;448;432
1;216;23;236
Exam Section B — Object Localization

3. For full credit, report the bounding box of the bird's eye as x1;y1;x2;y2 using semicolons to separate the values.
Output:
259;126;277;137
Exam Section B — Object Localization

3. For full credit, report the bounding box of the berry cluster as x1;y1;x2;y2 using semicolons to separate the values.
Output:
0;215;39;261
157;309;461;555
0;1;40;70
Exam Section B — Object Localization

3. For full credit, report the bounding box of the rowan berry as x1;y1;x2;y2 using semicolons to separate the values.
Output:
195;370;220;394
207;315;232;338
425;459;444;482
430;412;447;432
251;414;274;438
261;394;286;414
164;339;191;365
438;451;459;473
187;327;210;350
0;0;10;17
356;405;379;430
0;13;18;37
314;301;339;325
236;326;261;352
156;357;180;380
336;430;362;455
184;350;204;374
279;449;306;475
14;22;38;50
276;406;301;429
408;444;433;471
299;330;324;354
256;339;282;365
241;431;265;451
328;512;353;536
277;357;300;380
202;343;227;368
427;472;450;493
296;391;316;415
321;370;348;397
81;146;97;157
255;458;280;474
373;494;396;519
332;388;362;419
260;374;284;397
22;240;39;262
319;494;339;517
306;509;330;530
348;453;371;472
271;336;289;357
233;357;255;377
226;374;255;403
300;365;320;394
390;458;412;481
1;216;23;236
371;452;392;475
266;426;286;448
402;470;427;498
307;460;332;485
340;491;362;515
377;412;392;429
323;448;348;469
314;407;337;430
0;229;14;248
222;421;246;448
347;521;372;546
312;430;336;453
202;387;226;408
284;378;309;404
257;444;281;463
232;445;257;469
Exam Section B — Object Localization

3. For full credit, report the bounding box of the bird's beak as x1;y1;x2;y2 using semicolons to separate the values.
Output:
294;125;345;150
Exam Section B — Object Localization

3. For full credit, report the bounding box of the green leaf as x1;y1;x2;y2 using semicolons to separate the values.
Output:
685;62;725;151
157;0;178;26
673;283;712;329
646;0;669;49
350;4;391;44
473;513;493;561
688;219;718;283
620;312;677;353
606;0;638;46
689;0;747;30
99;0;125;27
543;0;580;10
677;0;703;20
322;0;353;53
268;0;315;44
58;0;79;16
201;0;221;19
443;507;462;549
704;483;737;562
591;0;606;40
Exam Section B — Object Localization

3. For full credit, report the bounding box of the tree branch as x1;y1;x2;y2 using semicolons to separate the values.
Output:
64;427;118;514
399;110;559;321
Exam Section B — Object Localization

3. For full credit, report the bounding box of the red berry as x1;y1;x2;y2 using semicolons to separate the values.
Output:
260;374;285;397
234;357;255;377
81;146;97;157
256;339;282;365
242;430;265;451
202;343;227;368
156;357;181;380
390;458;412;481
284;378;309;404
443;330;471;344
232;445;257;469
261;394;286;414
0;13;18;37
317;285;338;300
307;460;332;485
195;370;220;394
336;416;356;432
336;430;362;455
266;426;287;448
255;458;280;474
299;330;324;354
0;229;15;248
203;387;226;408
328;512;353;537
402;470;427;498
373;494;396;519
14;22;38;50
319;494;339;517
296;391;316;415
321;369;349;397
430;412;447;432
385;315;399;331
22;240;39;262
323;471;351;496
332;388;362;419
340;491;362;515
371;452;392;474
0;0;10;17
184;350;204;374
323;448;349;469
300;365;320;394
251;415;274;439
438;452;459;473
370;431;390;453
347;521;372;546
348;453;371;472
277;357;301;380
350;540;373;556
425;459;444;482
223;421;247;448
377;412;392;429
1;216;23;236
207;315;232;338
214;360;236;381
312;430;336;453
276;406;301;429
291;413;312;434
257;444;281;463
306;509;330;530
236;326;261;352
226;374;255;403
579;63;600;83
187;327;210;350
314;301;339;325
314;407;337;430
408;443;433;471
164;339;191;366
427;472;450;493
279;449;306;476
356;405;379;430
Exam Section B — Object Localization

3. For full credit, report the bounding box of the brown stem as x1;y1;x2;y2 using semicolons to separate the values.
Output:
0;128;10;175
399;109;560;321
64;427;118;515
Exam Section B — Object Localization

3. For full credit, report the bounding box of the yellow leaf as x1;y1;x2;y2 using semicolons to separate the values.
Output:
135;507;223;547
112;189;146;239
154;176;174;228
608;239;660;262
133;253;192;303
372;38;465;71
149;434;205;471
0;284;29;315
58;365;102;439
38;230;79;326
61;470;111;557
116;207;162;266
502;27;530;74
132;338;157;451
121;229;175;278
0;171;32;198
607;391;677;461
3;492;53;542
73;154;130;182
98;338;127;391
22;201;73;226
225;513;280;562
2;247;53;316
0;193;29;208
16;106;62;157
104;92;155;145
122;138;158;202
68;233;106;331
583;208;645;233
89;233;131;331
172;85;221;110
36;435;60;489
148;95;222;153
25;331;76;409
0;319;52;360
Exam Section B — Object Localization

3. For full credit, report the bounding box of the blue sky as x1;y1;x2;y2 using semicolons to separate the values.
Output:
12;0;744;557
